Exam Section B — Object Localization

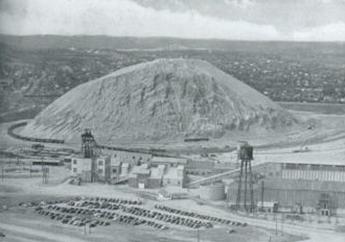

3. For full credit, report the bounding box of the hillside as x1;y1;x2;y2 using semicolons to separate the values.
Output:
21;59;297;143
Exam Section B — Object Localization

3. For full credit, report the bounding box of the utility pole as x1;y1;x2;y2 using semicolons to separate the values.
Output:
42;165;45;184
281;213;284;235
274;213;278;236
236;159;244;210
47;167;49;184
41;156;44;171
261;180;264;211
196;228;200;242
42;165;49;184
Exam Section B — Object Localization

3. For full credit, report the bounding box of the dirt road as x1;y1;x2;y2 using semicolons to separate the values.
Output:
0;222;87;242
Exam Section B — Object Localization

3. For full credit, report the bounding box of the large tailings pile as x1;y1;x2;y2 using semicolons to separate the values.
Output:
21;59;297;143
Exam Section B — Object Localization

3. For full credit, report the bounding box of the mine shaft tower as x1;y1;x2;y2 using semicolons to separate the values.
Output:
236;142;255;212
81;128;97;158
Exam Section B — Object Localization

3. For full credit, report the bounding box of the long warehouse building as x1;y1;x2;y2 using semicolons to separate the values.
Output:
228;160;345;215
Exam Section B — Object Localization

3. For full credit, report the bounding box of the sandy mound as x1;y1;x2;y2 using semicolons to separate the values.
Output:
21;59;297;143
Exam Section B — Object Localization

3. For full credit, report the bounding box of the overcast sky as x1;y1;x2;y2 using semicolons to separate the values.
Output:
1;0;345;41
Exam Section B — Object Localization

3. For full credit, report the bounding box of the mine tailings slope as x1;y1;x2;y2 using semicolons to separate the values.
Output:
21;58;298;143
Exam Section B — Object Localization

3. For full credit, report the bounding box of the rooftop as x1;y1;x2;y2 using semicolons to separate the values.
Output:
164;167;184;180
110;159;121;166
263;178;345;193
280;160;345;167
131;165;150;175
151;167;164;179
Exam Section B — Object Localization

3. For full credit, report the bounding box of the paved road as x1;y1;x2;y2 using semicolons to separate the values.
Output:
0;222;87;242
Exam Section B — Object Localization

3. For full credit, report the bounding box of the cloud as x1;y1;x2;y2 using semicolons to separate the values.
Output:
224;0;256;9
292;22;345;41
316;0;345;4
0;0;344;41
0;0;281;40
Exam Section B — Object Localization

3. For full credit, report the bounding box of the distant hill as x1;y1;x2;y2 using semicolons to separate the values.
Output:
1;34;344;53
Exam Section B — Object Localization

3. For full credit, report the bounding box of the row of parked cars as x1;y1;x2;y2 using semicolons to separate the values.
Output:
154;205;247;227
49;199;210;230
32;196;170;230
114;214;168;230
122;206;213;229
66;201;122;211
35;207;110;228
45;204;105;215
35;206;168;230
31;196;245;231
76;196;142;205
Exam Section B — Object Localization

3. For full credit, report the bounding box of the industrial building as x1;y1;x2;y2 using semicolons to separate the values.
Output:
95;156;111;182
109;156;122;183
257;178;345;215
150;156;188;167
185;160;214;176
71;152;186;188
162;165;185;187
256;161;345;182
228;160;345;215
150;157;218;176
71;157;93;182
73;130;218;187
128;164;186;189
111;150;152;166
128;164;153;188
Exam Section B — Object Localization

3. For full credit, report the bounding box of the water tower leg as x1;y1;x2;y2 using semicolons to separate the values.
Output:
236;161;244;209
244;160;248;211
249;161;254;212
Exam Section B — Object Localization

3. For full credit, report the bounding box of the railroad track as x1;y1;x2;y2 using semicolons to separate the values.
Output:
7;122;171;156
7;122;64;144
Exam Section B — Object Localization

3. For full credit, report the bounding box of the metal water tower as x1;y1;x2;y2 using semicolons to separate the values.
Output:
81;129;96;158
236;142;255;212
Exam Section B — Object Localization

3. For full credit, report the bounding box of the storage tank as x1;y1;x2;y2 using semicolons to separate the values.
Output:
198;182;225;201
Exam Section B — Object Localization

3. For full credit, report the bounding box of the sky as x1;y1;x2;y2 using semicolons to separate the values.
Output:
0;0;345;41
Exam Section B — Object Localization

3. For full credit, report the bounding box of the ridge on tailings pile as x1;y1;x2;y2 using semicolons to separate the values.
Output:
21;58;298;143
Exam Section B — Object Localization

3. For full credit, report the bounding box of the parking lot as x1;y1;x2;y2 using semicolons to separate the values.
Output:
22;196;248;232
154;204;247;227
